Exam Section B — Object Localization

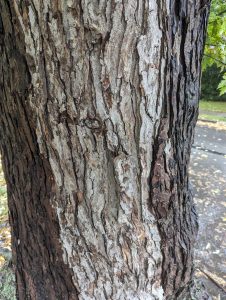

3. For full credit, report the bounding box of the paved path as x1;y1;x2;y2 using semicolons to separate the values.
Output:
190;121;226;299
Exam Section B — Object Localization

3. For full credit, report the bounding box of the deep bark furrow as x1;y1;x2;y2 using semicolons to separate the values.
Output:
0;1;210;299
150;1;210;298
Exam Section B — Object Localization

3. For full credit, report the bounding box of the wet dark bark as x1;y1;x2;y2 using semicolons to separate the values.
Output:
0;0;210;299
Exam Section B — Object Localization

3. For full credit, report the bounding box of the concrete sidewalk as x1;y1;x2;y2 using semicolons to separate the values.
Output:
191;121;226;299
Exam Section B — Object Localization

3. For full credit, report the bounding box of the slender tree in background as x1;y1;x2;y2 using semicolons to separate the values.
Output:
0;1;210;299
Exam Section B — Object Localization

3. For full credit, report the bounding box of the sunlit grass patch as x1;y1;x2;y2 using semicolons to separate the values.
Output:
199;101;226;113
199;114;226;122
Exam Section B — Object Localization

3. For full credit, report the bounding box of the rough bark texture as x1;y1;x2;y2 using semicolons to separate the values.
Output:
0;1;209;299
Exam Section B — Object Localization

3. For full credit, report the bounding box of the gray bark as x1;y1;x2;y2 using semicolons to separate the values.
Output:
0;0;210;299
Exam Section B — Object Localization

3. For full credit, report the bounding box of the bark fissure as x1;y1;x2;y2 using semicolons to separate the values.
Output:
0;0;210;299
149;1;210;298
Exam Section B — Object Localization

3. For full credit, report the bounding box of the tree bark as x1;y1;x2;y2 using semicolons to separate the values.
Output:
0;1;210;299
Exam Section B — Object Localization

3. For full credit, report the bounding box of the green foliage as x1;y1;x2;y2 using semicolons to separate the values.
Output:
203;0;226;95
201;64;226;101
218;73;226;95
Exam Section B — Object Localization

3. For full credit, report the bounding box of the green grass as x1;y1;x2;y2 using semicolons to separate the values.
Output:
199;114;226;122
199;101;226;113
199;100;226;122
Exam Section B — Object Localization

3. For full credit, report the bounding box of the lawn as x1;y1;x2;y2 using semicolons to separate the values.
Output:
199;101;226;113
199;101;226;122
198;114;226;122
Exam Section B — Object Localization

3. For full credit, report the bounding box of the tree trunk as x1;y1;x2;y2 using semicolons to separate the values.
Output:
0;1;210;299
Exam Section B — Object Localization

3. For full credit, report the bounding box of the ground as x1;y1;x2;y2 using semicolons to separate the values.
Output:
0;160;15;300
191;120;226;300
199;101;226;122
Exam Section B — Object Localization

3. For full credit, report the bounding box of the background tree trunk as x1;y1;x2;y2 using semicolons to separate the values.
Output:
0;1;210;299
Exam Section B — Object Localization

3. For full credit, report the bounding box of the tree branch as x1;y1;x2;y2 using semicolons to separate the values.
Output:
205;42;226;47
208;9;226;24
204;54;226;66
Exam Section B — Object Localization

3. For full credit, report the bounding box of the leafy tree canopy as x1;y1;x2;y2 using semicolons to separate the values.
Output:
203;0;226;95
